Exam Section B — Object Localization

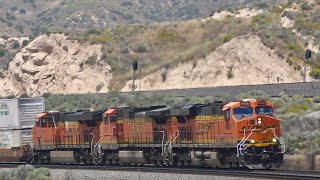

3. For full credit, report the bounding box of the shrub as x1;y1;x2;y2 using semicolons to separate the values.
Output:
161;67;168;82
63;46;68;52
15;24;24;34
222;35;233;43
0;71;4;78
1;35;9;40
0;165;51;180
313;96;320;103
96;83;104;92
22;40;29;47
227;66;234;79
132;43;147;53
120;45;129;54
0;49;6;57
12;40;20;49
19;9;27;14
301;2;312;11
156;28;182;43
85;54;98;66
309;68;320;79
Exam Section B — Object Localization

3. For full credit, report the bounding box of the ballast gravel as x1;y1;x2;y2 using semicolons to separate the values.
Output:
49;169;266;180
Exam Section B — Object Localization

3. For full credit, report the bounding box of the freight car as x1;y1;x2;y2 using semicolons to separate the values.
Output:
5;99;284;169
0;98;45;163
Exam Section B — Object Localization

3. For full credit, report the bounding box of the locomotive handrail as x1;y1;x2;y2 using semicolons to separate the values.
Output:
236;129;246;158
237;128;286;158
237;128;260;157
160;131;165;156
90;133;94;156
271;128;285;153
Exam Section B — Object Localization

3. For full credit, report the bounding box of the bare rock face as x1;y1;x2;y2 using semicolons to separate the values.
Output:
0;34;112;96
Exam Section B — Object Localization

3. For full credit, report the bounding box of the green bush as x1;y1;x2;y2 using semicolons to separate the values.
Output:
120;45;129;54
96;83;104;92
309;68;320;79
0;165;51;180
227;66;234;79
222;35;233;43
301;2;312;10
19;9;27;14
0;49;6;57
22;40;29;47
12;40;20;49
85;54;98;66
132;43;147;53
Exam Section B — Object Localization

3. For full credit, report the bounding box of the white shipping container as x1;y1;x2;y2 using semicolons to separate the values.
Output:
19;98;45;129
0;130;21;148
0;99;19;129
0;97;45;130
0;97;45;147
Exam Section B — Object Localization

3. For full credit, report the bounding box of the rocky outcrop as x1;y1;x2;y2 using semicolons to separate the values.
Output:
0;34;112;96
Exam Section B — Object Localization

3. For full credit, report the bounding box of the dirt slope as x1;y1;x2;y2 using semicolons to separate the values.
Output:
122;35;308;91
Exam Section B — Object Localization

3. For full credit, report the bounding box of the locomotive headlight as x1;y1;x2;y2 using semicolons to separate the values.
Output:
272;138;277;143
250;139;255;144
257;117;262;124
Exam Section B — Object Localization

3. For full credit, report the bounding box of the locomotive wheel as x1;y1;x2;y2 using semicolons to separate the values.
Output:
177;159;184;167
112;159;118;165
154;160;159;167
183;160;191;167
106;159;112;166
156;160;164;167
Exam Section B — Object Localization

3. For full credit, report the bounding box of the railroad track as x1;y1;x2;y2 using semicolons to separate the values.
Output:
1;163;320;179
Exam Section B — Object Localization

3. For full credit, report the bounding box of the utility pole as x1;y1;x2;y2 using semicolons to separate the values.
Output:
304;49;312;82
132;61;138;95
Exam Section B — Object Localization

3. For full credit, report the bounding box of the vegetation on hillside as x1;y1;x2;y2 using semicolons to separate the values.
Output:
0;0;275;37
60;0;319;90
71;16;255;90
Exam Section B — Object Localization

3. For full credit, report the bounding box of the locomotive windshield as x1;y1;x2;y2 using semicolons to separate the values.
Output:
255;106;273;116
233;107;253;120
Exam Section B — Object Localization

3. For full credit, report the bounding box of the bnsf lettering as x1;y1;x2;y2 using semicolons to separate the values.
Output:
197;123;213;131
64;128;80;134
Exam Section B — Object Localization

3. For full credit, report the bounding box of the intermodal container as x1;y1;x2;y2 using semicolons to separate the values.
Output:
0;97;45;146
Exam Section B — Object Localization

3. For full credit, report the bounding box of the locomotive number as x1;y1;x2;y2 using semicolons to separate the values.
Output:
197;122;213;131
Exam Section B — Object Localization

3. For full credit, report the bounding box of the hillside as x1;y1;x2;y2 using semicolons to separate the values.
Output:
0;0;319;96
122;35;307;91
0;0;275;37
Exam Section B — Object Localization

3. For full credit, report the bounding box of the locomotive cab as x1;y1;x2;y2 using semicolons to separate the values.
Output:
222;99;284;169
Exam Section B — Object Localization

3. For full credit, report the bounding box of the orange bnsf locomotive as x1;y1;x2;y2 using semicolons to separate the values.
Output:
30;99;284;169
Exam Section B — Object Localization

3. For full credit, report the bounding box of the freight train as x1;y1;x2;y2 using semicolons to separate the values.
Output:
1;99;285;169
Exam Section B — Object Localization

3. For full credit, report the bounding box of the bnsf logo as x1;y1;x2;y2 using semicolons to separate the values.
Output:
64;128;80;134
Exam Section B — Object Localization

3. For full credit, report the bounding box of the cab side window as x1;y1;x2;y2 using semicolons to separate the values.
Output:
224;109;230;129
104;116;108;124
